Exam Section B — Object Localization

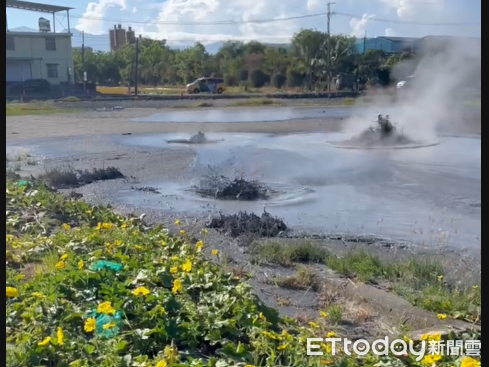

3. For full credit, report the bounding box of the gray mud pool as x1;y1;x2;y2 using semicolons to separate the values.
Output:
118;131;481;250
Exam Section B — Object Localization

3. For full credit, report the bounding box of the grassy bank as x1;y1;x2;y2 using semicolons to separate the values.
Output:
6;102;76;116
6;179;481;367
251;241;481;324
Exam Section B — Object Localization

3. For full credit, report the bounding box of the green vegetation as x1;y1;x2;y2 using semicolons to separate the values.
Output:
6;102;75;116
6;179;481;366
74;30;420;90
251;242;481;324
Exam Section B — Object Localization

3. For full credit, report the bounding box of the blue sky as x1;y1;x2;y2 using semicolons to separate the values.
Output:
7;0;481;48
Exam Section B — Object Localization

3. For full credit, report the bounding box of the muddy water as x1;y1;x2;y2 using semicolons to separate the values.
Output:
134;106;357;123
119;132;481;250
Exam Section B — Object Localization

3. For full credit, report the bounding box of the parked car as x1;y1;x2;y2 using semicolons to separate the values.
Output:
186;77;226;94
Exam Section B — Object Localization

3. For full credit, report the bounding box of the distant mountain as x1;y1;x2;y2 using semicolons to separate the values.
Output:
9;26;290;53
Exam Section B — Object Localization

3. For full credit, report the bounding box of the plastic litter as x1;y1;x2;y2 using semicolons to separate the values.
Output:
89;260;124;272
86;310;124;338
18;180;32;187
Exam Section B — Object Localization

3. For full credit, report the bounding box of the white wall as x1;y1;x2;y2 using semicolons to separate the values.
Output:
6;32;74;84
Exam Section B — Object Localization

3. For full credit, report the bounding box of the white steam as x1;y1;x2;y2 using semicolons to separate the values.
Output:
344;37;481;142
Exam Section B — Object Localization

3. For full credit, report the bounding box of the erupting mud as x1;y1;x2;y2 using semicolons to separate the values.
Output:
328;115;439;150
166;131;224;144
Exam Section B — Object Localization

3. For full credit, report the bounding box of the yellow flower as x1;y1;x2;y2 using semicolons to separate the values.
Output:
437;313;447;320
78;259;84;269
309;322;319;328
172;279;183;294
320;311;328;318
133;286;151;296
6;286;19;298
38;337;52;347
57;327;64;345
182;259;192;272
170;266;178;274
155;361;167;367
84;318;96;333
321;343;332;354
103;322;117;330
135;245;143;250
32;292;45;298
161;240;167;246
195;240;204;250
179;230;186;235
121;223;128;229
422;353;442;365
277;343;289;350
473;285;479;290
437;275;444;282
96;222;102;230
174;219;181;225
403;335;412;343
327;331;336;338
62;223;71;230
201;228;208;234
60;254;68;261
97;301;116;315
211;249;219;256
461;356;481;367
171;256;179;261
102;222;113;229
55;261;66;270
259;312;266;321
157;306;167;314
421;333;441;342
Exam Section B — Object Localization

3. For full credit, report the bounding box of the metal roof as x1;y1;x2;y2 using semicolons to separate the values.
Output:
6;0;73;13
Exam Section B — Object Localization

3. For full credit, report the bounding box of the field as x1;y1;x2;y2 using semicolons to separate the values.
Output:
5;102;77;116
97;85;338;96
6;99;482;367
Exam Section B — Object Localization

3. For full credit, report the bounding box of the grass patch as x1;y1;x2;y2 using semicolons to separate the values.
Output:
251;242;481;323
228;98;284;107
250;240;330;266
5;179;480;366
272;265;319;291
6;102;76;116
38;166;124;189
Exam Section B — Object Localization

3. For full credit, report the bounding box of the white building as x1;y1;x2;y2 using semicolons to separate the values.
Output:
6;0;74;85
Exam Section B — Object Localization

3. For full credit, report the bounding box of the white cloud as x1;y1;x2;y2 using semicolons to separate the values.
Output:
74;0;477;45
377;0;444;19
385;27;397;36
349;13;374;37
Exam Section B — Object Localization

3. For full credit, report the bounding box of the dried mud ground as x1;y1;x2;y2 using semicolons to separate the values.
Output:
6;98;482;340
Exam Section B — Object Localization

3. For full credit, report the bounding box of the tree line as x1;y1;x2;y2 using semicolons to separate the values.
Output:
73;29;416;90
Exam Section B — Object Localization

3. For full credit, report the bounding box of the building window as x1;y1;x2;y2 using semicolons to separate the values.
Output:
6;36;15;50
45;37;56;51
46;64;59;78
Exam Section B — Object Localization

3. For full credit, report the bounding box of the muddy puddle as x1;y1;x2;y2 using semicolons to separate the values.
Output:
133;106;358;123
119;132;481;250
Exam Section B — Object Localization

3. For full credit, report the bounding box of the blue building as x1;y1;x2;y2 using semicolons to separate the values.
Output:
354;36;419;54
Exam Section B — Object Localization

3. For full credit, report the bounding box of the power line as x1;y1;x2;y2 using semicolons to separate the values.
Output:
333;11;481;26
68;12;328;26
67;10;480;27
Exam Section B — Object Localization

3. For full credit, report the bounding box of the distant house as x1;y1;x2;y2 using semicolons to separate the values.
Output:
354;36;419;54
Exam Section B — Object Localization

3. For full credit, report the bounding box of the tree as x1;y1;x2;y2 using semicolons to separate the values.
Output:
72;29;410;89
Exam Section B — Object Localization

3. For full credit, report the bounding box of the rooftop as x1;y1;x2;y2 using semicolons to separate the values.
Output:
6;0;73;13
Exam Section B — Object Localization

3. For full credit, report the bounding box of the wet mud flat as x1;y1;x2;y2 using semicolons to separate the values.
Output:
6;109;481;337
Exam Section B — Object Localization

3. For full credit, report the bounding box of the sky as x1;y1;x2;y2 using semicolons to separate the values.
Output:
7;0;481;48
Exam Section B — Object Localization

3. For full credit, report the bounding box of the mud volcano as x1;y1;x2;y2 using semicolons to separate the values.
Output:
166;131;224;145
207;211;288;238
329;115;439;150
191;175;271;200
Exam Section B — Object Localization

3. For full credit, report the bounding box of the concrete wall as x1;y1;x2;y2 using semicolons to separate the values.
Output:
6;32;74;84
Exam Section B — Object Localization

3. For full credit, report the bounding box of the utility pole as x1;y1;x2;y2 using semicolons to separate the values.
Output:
134;36;139;96
326;2;335;92
81;31;86;90
363;31;367;54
